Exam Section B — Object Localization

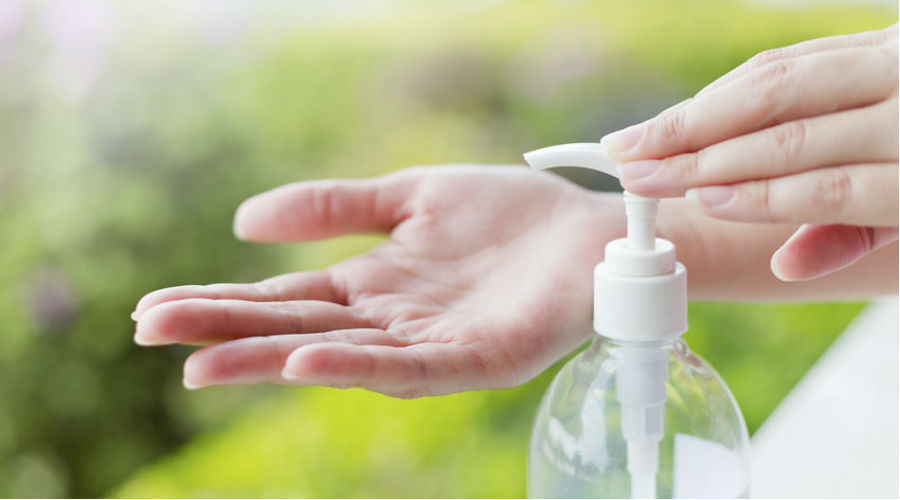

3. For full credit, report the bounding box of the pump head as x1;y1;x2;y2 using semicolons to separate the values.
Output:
523;142;687;341
524;142;660;252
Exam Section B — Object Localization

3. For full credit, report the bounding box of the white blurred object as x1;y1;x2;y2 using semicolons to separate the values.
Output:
751;297;899;498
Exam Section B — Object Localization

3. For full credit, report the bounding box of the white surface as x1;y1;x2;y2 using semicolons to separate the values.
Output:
674;433;747;499
751;297;899;498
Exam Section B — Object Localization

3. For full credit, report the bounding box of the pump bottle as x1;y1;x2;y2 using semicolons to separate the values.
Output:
524;143;751;499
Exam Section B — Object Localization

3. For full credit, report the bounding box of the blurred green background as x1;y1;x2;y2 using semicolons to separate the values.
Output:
0;0;895;497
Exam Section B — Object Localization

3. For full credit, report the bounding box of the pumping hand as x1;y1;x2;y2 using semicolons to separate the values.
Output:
604;24;898;282
132;166;624;396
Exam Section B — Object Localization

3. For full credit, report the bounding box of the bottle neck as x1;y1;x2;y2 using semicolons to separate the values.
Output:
591;334;683;352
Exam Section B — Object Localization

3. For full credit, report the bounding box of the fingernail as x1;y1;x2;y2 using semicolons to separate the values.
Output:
233;200;251;240
600;123;645;157
183;378;202;390
281;358;321;383
770;250;793;282
685;186;734;206
133;332;171;346
232;218;246;240
133;332;153;346
619;160;662;181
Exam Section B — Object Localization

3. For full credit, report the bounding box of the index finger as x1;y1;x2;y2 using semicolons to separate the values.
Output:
601;45;897;162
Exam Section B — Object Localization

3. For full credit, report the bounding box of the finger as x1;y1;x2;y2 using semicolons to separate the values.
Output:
686;164;898;226
182;329;405;388
602;46;897;161
770;224;899;281
280;342;489;398
234;172;419;242
620;99;899;197
134;298;372;346
132;270;340;320
697;25;897;97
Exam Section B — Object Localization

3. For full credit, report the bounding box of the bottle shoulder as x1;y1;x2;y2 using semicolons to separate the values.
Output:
536;337;746;431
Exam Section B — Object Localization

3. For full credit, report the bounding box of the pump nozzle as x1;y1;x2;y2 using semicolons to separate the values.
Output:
524;143;659;252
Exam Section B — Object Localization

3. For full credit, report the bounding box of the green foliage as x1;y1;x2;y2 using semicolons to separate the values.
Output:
0;0;893;497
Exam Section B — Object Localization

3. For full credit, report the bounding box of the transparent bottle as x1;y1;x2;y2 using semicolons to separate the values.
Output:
528;335;751;498
523;143;751;498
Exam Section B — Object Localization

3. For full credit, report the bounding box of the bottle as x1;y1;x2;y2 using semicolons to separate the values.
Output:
523;143;751;499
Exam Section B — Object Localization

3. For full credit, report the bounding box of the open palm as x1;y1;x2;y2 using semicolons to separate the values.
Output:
133;165;624;397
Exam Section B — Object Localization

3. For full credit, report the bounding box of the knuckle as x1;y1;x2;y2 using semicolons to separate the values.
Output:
749;180;773;217
812;169;854;219
273;302;305;332
773;120;808;165
683;150;704;179
410;349;429;381
310;183;337;227
253;280;281;302
750;60;792;107
750;47;790;68
651;107;687;143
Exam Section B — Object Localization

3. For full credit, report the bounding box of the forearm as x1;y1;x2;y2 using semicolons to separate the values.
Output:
656;199;898;301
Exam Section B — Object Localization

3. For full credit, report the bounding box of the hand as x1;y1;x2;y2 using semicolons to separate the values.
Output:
602;24;898;282
132;166;623;397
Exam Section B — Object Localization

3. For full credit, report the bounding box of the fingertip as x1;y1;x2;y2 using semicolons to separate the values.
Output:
769;225;813;282
600;123;645;160
769;248;796;282
281;345;315;380
132;286;192;322
684;188;699;203
131;292;157;321
183;352;207;389
183;377;202;390
281;343;357;382
232;196;259;241
133;305;175;346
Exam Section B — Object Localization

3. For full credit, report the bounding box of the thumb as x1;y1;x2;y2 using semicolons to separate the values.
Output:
771;224;898;281
233;173;417;242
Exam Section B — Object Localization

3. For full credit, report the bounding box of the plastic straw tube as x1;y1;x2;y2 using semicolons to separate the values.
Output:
631;473;656;499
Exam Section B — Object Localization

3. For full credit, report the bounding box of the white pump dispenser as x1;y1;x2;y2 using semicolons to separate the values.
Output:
523;143;750;499
524;143;686;342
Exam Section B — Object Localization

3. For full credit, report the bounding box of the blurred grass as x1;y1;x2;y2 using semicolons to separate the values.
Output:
97;1;893;498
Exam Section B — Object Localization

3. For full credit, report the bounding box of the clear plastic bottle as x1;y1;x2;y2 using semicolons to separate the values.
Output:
523;143;751;498
528;335;751;498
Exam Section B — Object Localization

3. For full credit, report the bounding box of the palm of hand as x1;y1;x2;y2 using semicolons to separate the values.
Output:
133;166;624;397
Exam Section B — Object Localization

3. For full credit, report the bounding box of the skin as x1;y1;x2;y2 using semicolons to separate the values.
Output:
133;26;899;397
606;24;899;281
